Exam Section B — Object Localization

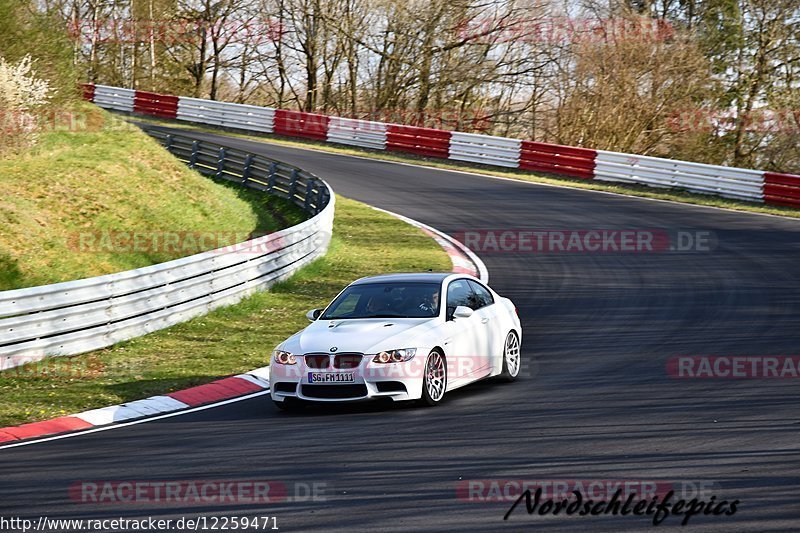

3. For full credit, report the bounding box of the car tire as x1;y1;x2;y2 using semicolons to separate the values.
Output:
273;398;305;411
499;331;521;382
418;350;447;407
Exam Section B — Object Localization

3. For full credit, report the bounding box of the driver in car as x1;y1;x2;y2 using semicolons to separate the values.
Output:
416;290;439;315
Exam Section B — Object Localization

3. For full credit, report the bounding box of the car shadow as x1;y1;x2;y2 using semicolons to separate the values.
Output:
270;375;519;417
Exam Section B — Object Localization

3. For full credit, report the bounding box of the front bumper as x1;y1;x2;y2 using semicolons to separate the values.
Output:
270;353;426;403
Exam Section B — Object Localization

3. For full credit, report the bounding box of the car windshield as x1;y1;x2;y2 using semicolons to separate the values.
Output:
320;282;441;319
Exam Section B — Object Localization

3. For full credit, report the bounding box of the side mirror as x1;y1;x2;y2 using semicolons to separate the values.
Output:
453;306;474;319
306;308;322;321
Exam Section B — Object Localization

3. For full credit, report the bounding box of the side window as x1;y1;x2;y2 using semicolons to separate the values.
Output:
446;279;473;316
468;281;494;309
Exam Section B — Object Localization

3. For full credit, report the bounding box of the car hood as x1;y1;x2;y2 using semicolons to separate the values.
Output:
281;317;438;355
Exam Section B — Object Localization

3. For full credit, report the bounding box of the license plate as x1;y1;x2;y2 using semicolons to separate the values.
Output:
308;372;356;384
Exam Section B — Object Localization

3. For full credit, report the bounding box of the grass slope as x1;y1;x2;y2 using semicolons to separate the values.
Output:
0;195;452;426
0;103;303;290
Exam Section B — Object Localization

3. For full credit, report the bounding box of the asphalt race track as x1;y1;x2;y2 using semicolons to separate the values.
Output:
2;126;799;532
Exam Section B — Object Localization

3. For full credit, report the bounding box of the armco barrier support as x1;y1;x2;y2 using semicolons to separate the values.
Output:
386;124;451;158
0;130;334;371
79;83;800;208
763;173;800;208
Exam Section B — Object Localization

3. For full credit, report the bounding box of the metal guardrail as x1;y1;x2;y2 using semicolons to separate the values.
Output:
83;83;800;208
327;117;387;150
520;141;597;179
594;151;764;201
147;129;331;214
93;85;135;113
449;131;521;168
177;97;276;133
0;130;334;370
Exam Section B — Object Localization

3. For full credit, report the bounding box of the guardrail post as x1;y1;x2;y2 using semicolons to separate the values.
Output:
217;147;226;178
324;189;331;211
268;162;277;191
304;181;315;211
289;169;299;199
242;154;254;184
165;134;173;152
189;141;199;168
315;188;325;214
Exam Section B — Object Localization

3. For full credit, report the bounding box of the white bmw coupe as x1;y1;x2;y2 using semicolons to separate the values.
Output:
269;273;522;409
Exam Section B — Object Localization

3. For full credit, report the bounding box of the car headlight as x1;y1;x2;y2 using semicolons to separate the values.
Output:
272;349;297;365
373;348;416;364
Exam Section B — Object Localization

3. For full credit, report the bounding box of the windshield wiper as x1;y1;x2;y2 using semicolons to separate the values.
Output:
359;313;409;318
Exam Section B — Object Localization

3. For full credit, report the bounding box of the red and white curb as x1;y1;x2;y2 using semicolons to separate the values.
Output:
0;213;485;447
0;368;270;446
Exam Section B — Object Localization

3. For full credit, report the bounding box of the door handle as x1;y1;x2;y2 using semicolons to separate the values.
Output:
481;318;490;324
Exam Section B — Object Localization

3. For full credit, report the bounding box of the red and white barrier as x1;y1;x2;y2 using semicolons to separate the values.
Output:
763;172;800;208
386;124;451;158
177;97;275;133
80;83;95;102
274;109;329;140
327;116;387;150
449;132;520;168
92;84;134;113
594;150;764;202
134;90;179;119
519;141;596;179
80;83;800;209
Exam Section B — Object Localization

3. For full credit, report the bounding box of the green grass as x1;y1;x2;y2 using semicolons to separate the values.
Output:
0;103;303;291
134;114;800;220
0;195;452;426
